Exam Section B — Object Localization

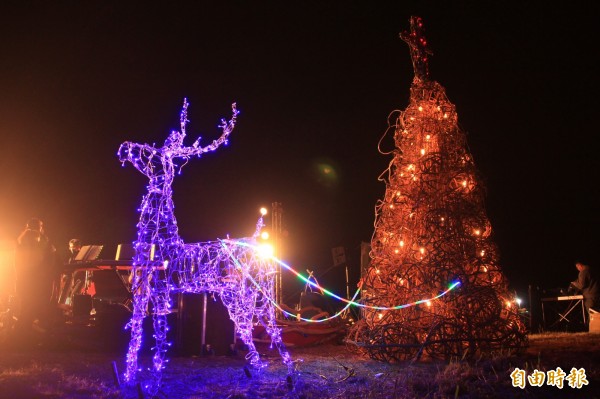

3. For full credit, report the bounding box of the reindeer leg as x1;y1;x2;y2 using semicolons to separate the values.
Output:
262;297;293;372
221;290;266;370
238;311;265;369
252;278;294;375
124;268;152;383
149;271;171;388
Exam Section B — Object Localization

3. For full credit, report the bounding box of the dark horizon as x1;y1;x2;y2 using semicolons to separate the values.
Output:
1;2;598;304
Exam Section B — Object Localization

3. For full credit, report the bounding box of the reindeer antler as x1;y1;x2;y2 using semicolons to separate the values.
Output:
118;101;239;177
189;102;238;156
180;98;190;137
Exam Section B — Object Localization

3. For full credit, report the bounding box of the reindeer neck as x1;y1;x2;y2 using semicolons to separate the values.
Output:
136;178;182;261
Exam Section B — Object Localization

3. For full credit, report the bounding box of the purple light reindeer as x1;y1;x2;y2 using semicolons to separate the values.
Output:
117;99;291;390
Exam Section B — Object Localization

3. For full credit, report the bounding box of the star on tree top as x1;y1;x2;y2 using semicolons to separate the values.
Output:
400;16;433;80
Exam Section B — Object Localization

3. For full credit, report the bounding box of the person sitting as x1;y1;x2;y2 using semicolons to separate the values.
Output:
56;238;84;306
66;238;82;264
569;261;599;321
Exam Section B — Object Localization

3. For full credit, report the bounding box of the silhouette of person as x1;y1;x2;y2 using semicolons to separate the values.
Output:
570;261;599;317
14;218;57;342
56;238;83;305
67;238;82;264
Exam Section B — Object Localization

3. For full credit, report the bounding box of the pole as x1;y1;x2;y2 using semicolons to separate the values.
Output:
528;284;533;332
176;293;183;351
201;292;207;354
345;263;350;300
272;202;283;315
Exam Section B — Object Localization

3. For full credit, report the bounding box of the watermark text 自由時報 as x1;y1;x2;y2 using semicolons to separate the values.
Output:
511;367;588;389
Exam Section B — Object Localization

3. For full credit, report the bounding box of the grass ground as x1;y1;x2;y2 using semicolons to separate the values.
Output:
0;324;599;399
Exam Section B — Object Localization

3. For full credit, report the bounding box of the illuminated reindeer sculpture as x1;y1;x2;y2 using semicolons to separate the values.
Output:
117;99;292;388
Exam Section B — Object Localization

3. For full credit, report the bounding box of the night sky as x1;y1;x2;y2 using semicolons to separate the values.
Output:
1;1;598;303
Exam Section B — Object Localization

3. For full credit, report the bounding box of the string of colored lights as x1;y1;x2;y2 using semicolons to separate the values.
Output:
223;239;461;322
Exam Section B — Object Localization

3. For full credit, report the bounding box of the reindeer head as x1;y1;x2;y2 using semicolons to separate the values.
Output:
117;99;238;175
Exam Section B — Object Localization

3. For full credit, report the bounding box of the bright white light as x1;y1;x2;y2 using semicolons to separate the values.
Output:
258;243;274;258
260;207;267;216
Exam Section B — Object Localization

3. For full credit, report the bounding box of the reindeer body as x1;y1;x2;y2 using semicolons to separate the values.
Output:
118;100;291;388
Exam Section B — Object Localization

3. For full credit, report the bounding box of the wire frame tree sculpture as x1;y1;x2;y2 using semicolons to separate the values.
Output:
347;16;527;362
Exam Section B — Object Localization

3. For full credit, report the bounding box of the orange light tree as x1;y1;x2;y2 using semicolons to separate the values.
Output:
347;17;526;361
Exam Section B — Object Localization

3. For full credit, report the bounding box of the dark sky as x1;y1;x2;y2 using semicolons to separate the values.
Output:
0;1;598;301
